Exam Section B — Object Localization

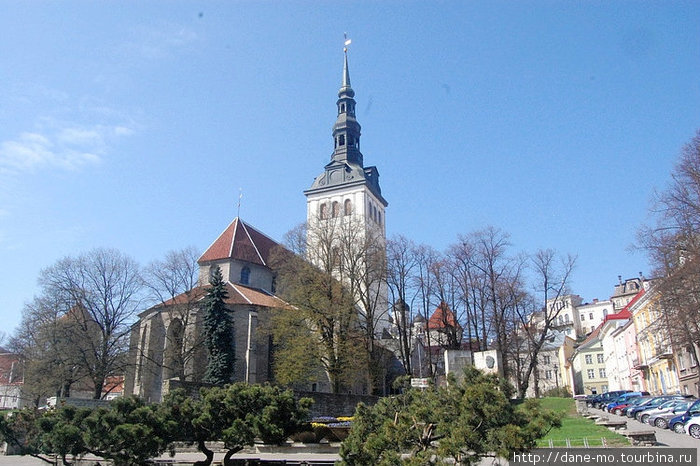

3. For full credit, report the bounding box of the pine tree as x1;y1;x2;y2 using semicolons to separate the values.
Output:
202;266;235;385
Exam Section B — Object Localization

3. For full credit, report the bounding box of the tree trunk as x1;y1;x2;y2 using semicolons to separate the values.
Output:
193;439;214;466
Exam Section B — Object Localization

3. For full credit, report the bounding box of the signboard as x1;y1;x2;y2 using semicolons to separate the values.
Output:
411;377;429;388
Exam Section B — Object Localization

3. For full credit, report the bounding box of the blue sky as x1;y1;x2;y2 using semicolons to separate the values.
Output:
1;2;698;333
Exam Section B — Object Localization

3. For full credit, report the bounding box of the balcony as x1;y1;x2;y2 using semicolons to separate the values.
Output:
632;358;648;370
655;345;674;359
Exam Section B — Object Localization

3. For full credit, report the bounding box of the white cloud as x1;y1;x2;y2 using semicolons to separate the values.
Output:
0;122;133;174
124;23;198;60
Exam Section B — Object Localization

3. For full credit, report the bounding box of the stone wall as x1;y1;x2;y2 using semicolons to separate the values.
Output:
294;391;379;418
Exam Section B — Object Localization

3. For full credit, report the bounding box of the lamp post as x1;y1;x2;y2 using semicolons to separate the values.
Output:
554;363;559;388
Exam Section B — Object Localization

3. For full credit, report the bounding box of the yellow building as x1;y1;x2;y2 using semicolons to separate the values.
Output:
631;284;680;395
570;327;608;395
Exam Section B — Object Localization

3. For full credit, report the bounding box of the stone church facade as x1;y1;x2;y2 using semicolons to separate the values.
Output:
124;218;289;402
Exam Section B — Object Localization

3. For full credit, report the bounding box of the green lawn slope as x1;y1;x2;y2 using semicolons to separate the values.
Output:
535;398;629;447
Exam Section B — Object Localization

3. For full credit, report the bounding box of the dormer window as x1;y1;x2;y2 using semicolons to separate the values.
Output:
240;266;250;285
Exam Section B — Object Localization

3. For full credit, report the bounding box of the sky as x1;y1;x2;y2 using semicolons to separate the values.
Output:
1;2;699;334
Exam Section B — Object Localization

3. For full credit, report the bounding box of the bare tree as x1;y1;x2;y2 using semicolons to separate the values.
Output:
269;223;364;394
141;247;203;382
515;249;576;398
412;245;440;377
42;248;144;399
638;129;700;363
10;293;84;405
386;235;418;375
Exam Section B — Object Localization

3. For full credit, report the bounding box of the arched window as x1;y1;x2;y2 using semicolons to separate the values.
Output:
332;201;340;217
319;203;328;219
240;266;250;285
344;199;352;216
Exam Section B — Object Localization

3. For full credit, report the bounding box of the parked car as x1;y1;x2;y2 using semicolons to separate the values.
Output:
591;390;631;409
649;400;696;429
669;400;700;433
608;394;647;415
606;392;644;413
621;396;653;416
684;415;700;439
630;395;686;421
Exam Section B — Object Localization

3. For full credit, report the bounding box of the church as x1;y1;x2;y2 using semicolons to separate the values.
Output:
124;44;390;402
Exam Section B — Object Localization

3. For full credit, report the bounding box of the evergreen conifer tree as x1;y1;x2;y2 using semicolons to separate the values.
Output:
202;266;235;385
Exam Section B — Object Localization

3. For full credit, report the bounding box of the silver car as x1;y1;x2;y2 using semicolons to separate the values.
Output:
648;400;696;429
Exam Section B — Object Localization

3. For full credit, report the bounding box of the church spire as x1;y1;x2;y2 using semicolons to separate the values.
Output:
332;35;362;166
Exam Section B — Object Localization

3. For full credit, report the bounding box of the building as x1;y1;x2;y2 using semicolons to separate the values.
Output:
0;349;24;410
576;299;613;337
631;283;680;395
303;44;390;337
543;295;582;338
611;275;647;311
570;327;607;395
598;306;632;391
126;46;393;401
125;218;290;402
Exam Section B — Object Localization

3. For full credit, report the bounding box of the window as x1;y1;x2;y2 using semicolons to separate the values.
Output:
543;356;551;365
581;314;585;321
597;353;604;363
332;201;340;217
587;369;595;379
585;354;593;364
339;134;345;146
565;314;570;322
601;385;608;392
545;370;552;380
240;266;250;285
589;312;594;320
319;203;328;219
344;199;352;216
599;368;606;378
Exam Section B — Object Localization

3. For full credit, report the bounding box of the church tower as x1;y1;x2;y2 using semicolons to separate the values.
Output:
304;42;389;335
304;43;388;241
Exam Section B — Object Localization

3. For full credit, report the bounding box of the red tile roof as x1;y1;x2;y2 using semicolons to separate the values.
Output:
198;217;279;267
427;302;461;330
0;352;22;385
159;282;291;310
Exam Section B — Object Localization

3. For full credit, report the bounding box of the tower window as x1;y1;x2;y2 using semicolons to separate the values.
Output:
340;103;346;113
344;199;352;215
332;201;340;217
339;135;345;146
320;203;328;219
240;266;250;285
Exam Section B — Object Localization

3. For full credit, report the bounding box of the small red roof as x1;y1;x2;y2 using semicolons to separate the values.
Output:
427;302;461;330
198;217;279;267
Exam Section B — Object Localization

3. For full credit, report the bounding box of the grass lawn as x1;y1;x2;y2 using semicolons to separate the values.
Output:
535;398;629;447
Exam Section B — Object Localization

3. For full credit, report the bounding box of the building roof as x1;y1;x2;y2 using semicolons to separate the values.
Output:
427;302;461;330
198;217;279;267
158;281;291;310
